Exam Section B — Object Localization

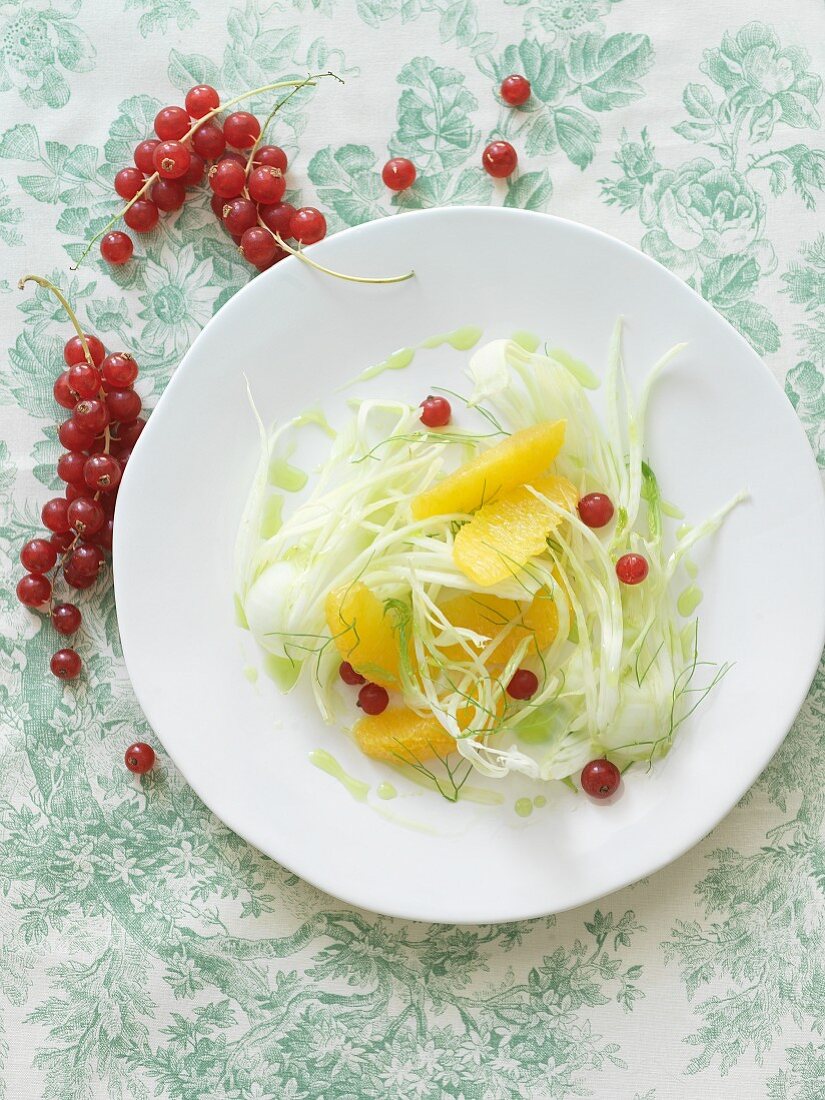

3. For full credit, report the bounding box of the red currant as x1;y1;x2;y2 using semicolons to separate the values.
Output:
101;352;138;389
357;682;389;715
100;231;133;265
192;122;226;160
42;497;71;534
57;451;88;487
239;226;277;267
66;362;102;400
58;418;95;451
54;373;78;410
106;387;141;423
65;483;93;503
134;139;160;174
84;454;121;492
114;166;145;199
482;141;518;178
419;395;451;428
153;140;191;180
259;202;295;238
500;74;531;106
64;334;105;367
69;542;105;579
382;157;416;191
52;602;81;635
290;207;326;245
185;84;220;118
91;517;115;551
223;111;260;149
51;648;82;680
67;497;105;536
222;197;258;236
50;531;75;554
63;560;96;589
253;246;286;272
221;151;248;168
116;418;145;449
150;178;186;212
581;758;621;800
616;553;649;585
247;165;285;204
124;198;159;233
578;492;614;529
208;158;246;198
254;145;288;171
184;152;205;185
125;742;155;774
339;660;366;686
17;573;52;608
506;668;539;700
20;538;58;573
72;399;109;435
154;105;190;141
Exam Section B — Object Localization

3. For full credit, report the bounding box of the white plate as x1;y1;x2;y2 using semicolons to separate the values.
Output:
115;207;825;923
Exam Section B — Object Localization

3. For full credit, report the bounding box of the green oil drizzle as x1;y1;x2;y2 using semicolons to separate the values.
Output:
511;330;541;352
243;665;258;684
661;499;685;520
515;797;533;818
358;346;416;382
269;456;308;492
263;652;301;691
676;523;692;540
684;557;699;579
421;325;483;351
293;407;336;437
377;782;397;800
677;584;703;617
546;347;600;389
259;494;283;538
309;750;370;802
234;593;249;630
533;795;547;808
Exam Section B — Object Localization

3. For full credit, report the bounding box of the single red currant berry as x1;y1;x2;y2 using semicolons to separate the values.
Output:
581;758;621;800
254;145;288;171
482;140;518;178
124;198;159;233
506;668;539;700
50;530;75;554
500;74;531;106
91;517;115;551
101;352;138;389
259;201;295;238
223;110;261;149
67;497;105;536
153;140;191;179
134;139;160;174
290;207;326;245
100;231;133;264
68;542;105;579
222;197;258;236
57;451;88;487
72;399;109;435
16;573;52;608
239;226;277;267
20;538;58;573
210;191;227;220
114;166;145;199
208;158;246;198
419;395;451;428
247;165;285;204
125;742;156;774
66;362;102;400
616;553;649;585
154;105;190;141
339;661;366;686
116;418;145;449
52;602;82;635
54;372;78;410
183;152;205;185
84;454;122;492
106;387;141;423
58;418;95;451
185;83;220;118
253;246;286;272
64;334;105;367
63;560;96;589
65;483;93;503
42;497;71;534
150;178;186;212
578;492;615;529
51;648;82;680
382;157;416;191
192;122;227;160
221;151;248;167
357;682;389;715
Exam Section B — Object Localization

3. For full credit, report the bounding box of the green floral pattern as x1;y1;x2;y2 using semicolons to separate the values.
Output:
0;2;823;1097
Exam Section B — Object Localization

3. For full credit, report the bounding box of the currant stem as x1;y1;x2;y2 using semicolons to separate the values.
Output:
18;274;96;367
244;74;327;177
271;232;415;285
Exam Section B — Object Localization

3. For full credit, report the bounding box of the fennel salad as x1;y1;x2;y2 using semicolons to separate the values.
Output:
235;328;743;802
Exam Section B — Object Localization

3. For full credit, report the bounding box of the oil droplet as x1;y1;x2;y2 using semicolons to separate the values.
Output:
243;665;258;683
269;456;308;492
684;557;699;579
533;795;547;808
377;782;397;800
511;330;540;353
676;523;692;540
546;347;600;389
234;593;249;630
309;749;370;802
514;797;533;818
293;407;336;437
259;494;283;538
661;499;685;519
421;326;483;351
358;346;416;382
263;652;301;691
677;584;703;617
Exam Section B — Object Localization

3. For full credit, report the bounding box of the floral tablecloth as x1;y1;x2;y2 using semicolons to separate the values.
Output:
1;1;824;1097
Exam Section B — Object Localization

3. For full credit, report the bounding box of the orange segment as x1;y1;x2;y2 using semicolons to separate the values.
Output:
411;420;566;521
325;582;400;688
439;588;560;666
453;474;579;586
354;708;456;763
